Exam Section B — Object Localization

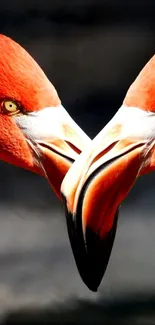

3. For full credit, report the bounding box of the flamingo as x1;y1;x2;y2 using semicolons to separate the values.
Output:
0;34;91;199
61;55;155;291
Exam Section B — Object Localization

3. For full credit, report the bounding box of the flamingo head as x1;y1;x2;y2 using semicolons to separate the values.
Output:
0;34;90;199
61;55;155;291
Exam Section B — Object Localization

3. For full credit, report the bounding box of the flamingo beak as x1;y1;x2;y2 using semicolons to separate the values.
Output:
61;105;154;291
14;105;91;199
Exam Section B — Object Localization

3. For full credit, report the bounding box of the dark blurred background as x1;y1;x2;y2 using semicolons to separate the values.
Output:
0;1;155;324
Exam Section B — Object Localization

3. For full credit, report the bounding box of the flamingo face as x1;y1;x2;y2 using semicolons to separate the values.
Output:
0;34;91;199
61;55;155;291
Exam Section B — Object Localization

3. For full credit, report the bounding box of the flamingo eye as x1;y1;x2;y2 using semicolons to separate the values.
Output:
2;100;21;115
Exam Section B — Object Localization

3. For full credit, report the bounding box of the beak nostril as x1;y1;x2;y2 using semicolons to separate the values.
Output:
91;141;118;166
37;141;74;164
65;141;81;155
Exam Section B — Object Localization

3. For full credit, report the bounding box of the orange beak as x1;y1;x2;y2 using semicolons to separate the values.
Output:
61;105;155;291
1;104;90;200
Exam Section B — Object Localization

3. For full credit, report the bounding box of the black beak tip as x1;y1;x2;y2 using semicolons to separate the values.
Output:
86;284;98;292
77;220;118;291
61;194;118;292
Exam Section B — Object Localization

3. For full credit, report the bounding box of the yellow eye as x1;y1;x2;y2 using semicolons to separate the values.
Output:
2;100;20;115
